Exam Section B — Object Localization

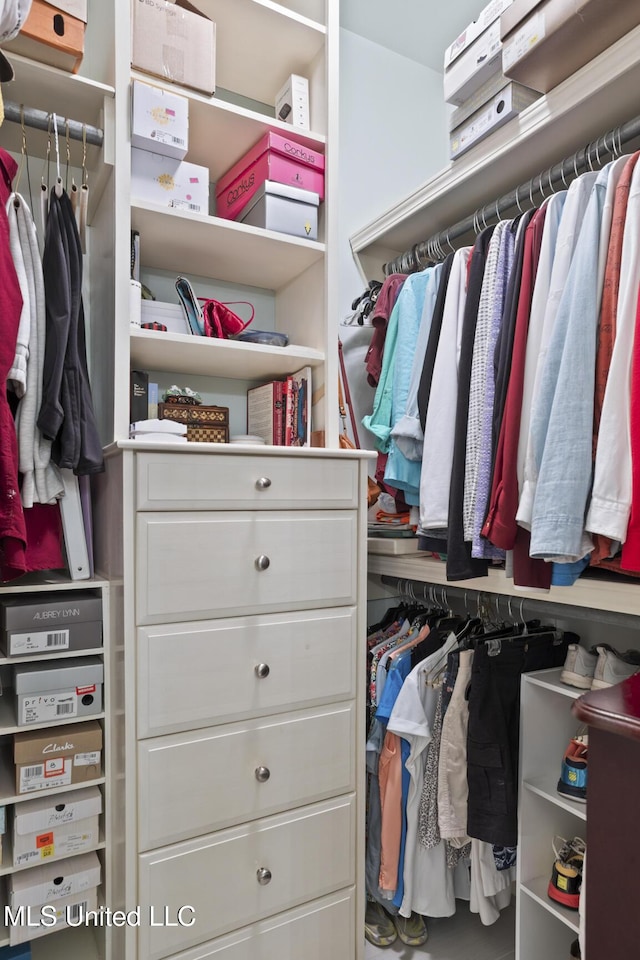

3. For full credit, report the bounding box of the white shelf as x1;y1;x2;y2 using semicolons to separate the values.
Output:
0;577;107;596
131;70;325;182
199;0;325;104
523;777;587;822
0;923;102;956
520;876;580;934
368;553;640;616
131;201;325;290
0;648;104;667
130;329;324;380
524;669;584;701
350;24;640;268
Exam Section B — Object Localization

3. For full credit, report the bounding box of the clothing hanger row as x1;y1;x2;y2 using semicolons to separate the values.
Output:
383;117;632;277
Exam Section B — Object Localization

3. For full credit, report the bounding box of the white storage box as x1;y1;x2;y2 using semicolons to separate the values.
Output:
275;73;310;130
141;300;191;335
444;0;513;69
131;149;209;215
450;81;540;158
448;70;516;130
131;80;189;161
13;786;102;867
239;180;319;240
8;852;100;944
14;658;103;727
444;19;503;106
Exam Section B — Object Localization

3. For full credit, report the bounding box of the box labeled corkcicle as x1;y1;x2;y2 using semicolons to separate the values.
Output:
215;131;324;222
14;658;103;727
1;592;102;658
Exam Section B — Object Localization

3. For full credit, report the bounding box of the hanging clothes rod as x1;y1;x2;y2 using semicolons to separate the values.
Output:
3;101;104;148
384;112;640;276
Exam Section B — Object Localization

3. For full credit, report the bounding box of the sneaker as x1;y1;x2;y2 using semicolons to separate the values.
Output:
570;938;581;959
364;901;397;947
591;645;640;689
548;836;586;910
561;644;597;689
392;912;428;946
557;735;588;803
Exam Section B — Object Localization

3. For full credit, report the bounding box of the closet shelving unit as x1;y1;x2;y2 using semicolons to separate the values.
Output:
352;20;640;960
0;3;120;958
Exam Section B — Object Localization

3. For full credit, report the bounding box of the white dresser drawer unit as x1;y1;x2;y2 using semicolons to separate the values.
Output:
136;511;357;625
136;453;359;511
138;795;356;960
158;889;356;960
138;703;355;849
137;607;357;737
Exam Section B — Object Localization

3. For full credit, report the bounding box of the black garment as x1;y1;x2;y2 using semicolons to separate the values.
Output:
466;631;572;846
417;251;455;431
490;210;534;479
38;189;104;475
446;226;495;581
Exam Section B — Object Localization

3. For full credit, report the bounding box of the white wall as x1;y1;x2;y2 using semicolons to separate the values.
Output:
338;28;451;445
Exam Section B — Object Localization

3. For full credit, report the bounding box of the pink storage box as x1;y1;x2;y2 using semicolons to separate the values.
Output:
215;131;325;222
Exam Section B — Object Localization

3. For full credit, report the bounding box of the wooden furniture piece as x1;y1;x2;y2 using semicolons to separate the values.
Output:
573;672;640;960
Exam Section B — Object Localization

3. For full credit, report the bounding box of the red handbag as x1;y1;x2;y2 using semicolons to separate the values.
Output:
201;299;254;339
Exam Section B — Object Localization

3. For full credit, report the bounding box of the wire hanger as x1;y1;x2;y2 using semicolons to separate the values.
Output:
78;122;89;252
40;114;52;231
52;112;63;198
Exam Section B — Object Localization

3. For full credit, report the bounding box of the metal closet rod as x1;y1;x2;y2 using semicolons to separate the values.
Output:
379;574;639;627
3;100;104;147
384;112;640;276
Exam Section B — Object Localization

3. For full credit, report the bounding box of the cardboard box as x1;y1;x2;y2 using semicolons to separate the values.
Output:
14;657;104;727
444;19;503;106
1;593;102;658
131;80;189;161
275;74;310;130
444;0;513;69
48;0;87;22
14;721;103;794
216;131;325;222
239;180;319;241
13;786;102;867
131;148;209;215
501;0;640;93
4;0;84;72
132;0;215;96
8;853;100;944
450;81;541;158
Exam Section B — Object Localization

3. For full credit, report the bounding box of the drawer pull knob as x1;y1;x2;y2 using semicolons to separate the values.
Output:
255;766;271;782
256;477;272;490
257;867;272;886
255;663;270;679
255;555;270;571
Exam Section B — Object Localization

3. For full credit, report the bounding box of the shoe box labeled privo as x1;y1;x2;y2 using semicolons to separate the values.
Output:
14;721;103;795
12;785;102;868
1;593;102;658
14;658;103;727
8;851;100;945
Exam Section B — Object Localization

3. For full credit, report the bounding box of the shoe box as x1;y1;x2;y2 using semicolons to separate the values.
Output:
1;593;102;658
14;721;103;795
131;79;189;161
449;80;540;159
12;785;102;868
501;0;640;94
14;658;103;728
131;0;215;97
131;148;210;217
7;851;100;944
239;180;320;241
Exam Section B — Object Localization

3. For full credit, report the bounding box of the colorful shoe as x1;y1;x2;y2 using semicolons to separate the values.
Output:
557;735;588;803
591;645;640;689
548;836;586;910
364;901;397;947
561;644;597;690
392;912;428;946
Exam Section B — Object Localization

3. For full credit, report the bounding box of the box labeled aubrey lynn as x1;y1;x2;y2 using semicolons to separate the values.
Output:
14;721;103;795
215;131;324;222
1;592;102;658
13;785;102;867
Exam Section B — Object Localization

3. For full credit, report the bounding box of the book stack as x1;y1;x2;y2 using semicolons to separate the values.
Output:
247;367;312;447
